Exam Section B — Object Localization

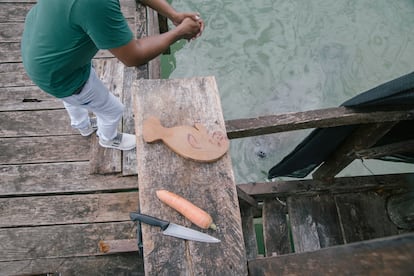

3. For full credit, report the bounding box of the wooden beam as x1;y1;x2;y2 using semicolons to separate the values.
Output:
248;233;414;275
262;198;292;256
240;204;258;261
335;192;399;243
133;77;247;275
356;139;414;159
236;185;258;208
225;106;414;139
237;173;413;199
312;122;398;181
287;194;344;253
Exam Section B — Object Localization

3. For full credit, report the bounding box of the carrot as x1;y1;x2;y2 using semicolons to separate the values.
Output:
156;189;217;230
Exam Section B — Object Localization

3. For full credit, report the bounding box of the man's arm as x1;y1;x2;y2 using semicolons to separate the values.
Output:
109;17;201;67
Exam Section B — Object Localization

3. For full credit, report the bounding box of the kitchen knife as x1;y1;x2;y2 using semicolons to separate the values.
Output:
130;212;220;243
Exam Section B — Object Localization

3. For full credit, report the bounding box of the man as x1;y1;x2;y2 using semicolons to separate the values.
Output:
21;0;203;150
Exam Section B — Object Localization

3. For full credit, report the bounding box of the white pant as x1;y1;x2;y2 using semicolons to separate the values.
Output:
62;68;124;141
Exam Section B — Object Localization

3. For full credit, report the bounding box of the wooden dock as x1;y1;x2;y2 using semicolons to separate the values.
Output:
1;0;147;274
1;0;414;275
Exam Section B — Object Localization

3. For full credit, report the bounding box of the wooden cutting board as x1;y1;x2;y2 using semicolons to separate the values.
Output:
142;116;229;162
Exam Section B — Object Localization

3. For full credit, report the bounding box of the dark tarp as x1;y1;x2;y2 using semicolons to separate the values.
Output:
268;71;414;179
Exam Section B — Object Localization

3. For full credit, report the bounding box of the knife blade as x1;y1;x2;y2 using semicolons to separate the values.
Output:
130;212;220;243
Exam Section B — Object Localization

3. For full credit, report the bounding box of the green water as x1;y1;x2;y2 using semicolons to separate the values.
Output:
162;0;414;183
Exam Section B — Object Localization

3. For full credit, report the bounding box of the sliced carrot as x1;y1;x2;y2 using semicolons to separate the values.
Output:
156;189;217;230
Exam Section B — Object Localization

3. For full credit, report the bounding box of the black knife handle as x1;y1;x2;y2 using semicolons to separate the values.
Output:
130;212;170;230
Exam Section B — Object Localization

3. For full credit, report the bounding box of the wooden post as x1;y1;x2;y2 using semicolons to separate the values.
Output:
132;77;248;275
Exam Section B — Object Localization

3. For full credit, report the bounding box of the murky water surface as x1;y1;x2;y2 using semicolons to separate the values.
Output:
164;0;414;183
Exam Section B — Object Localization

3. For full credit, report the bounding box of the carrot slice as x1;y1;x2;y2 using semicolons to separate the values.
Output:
156;189;217;230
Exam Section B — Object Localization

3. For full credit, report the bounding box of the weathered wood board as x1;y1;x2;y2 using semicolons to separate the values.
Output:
287;194;344;253
0;135;90;165
1;254;144;276
89;58;123;174
335;191;399;243
0;86;62;111
262;198;292;256
0;192;139;227
133;77;248;275
0;162;137;196
240;203;258;261
0;222;137;262
248;233;414;275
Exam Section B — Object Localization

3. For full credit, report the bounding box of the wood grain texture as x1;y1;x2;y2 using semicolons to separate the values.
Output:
89;58;124;174
0;162;138;196
240;203;258;261
1;254;144;276
262;198;292;256
0;86;62;111
225;105;414;139
0;109;75;137
335;191;399;243
248;233;414;275
132;77;248;275
0;135;90;165
0;222;137;261
122;66;139;176
0;192;139;227
287;194;344;253
237;173;413;198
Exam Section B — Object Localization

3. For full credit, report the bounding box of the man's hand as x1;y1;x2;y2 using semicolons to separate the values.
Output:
172;12;204;40
175;17;203;41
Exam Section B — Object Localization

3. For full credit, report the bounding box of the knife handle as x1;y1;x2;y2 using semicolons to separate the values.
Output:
130;212;170;230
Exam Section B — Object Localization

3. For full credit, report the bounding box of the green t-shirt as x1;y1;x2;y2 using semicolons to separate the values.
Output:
21;0;133;98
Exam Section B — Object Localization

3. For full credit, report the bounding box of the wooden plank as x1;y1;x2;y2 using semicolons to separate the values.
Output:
0;86;62;111
335;192;399;243
0;3;33;23
313;121;398;181
237;173;413;198
133;77;247;275
356;139;414;159
287;194;344;253
147;9;161;78
122;66;138;176
1;254;144;276
89;58;124;174
236;185;258;207
0;22;23;42
0;109;75;137
0;135;90;165
240;203;258;261
262;198;292;256
0;62;33;87
0;192;138;227
0;222;137;261
248;233;414;275
0;42;22;62
0;162;138;196
225;105;414;139
387;192;414;230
